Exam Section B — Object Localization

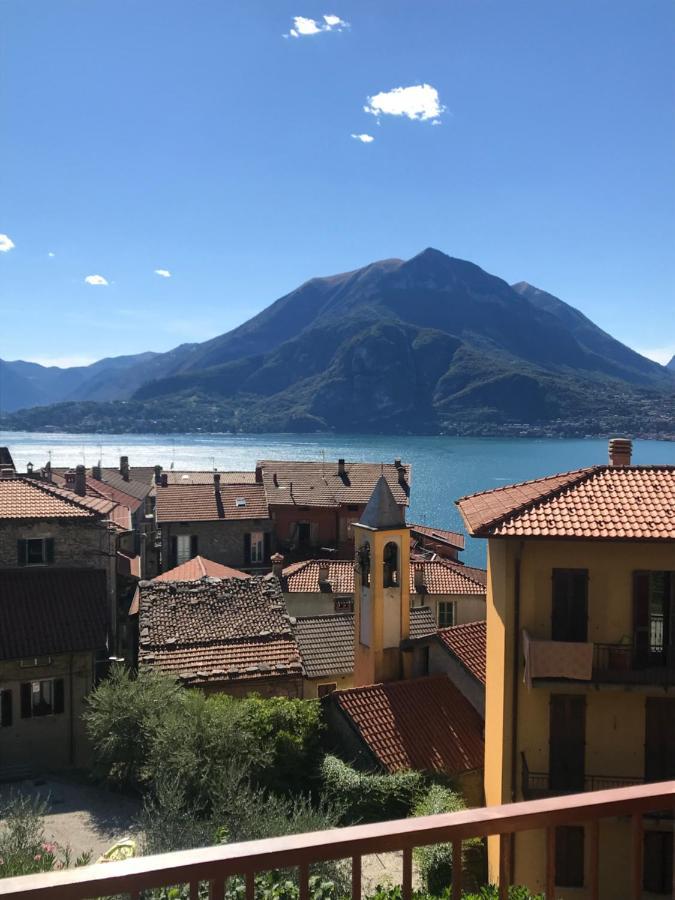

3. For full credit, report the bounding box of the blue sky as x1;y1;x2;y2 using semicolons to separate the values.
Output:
2;0;674;367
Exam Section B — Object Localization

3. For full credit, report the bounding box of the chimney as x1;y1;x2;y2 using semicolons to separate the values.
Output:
44;460;52;482
91;463;102;481
154;464;162;484
120;455;130;481
394;458;402;469
337;458;346;477
255;465;263;483
75;464;86;496
318;562;330;585
609;438;632;467
160;473;168;487
213;472;221;492
270;552;284;579
413;566;426;594
65;470;76;488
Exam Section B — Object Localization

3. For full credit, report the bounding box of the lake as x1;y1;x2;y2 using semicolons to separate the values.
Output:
2;431;673;567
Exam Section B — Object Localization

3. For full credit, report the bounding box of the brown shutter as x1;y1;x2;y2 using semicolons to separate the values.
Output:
17;539;26;566
169;535;178;569
190;535;198;559
53;679;65;715
20;683;32;719
0;690;12;728
45;538;55;564
264;532;271;561
244;533;251;564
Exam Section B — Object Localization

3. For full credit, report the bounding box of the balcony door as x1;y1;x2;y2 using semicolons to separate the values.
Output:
549;694;586;792
645;697;675;782
634;571;674;668
552;569;588;642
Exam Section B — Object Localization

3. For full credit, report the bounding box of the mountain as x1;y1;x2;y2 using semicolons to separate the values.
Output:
2;249;673;435
668;356;675;372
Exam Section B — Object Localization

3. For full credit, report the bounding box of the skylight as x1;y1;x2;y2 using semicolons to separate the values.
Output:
235;497;246;507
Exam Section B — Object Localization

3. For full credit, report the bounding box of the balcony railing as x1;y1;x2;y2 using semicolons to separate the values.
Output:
0;781;673;900
521;752;646;800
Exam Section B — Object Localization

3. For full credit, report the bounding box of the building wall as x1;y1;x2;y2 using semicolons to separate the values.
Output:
160;518;273;572
271;504;406;557
286;590;485;624
484;537;675;895
200;675;303;699
428;642;485;716
302;673;353;699
284;592;352;618
0;652;95;771
415;593;485;626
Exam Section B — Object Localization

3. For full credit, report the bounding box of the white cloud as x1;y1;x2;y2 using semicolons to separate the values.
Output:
364;83;445;122
635;345;675;366
351;133;375;143
285;13;349;38
48;251;56;258
0;234;15;252
84;274;109;286
154;268;172;278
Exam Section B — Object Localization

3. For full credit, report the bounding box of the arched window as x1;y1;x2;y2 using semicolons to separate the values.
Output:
383;541;399;588
357;542;371;587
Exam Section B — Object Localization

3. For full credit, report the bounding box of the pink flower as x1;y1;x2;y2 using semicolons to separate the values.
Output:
34;854;42;861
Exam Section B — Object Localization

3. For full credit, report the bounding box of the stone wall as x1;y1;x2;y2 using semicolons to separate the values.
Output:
159;518;274;572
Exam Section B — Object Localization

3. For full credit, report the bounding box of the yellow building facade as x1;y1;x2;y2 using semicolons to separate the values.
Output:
459;448;675;897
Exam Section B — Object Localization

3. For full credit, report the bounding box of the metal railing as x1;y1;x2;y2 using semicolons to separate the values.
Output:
593;641;675;686
0;782;673;900
521;752;645;800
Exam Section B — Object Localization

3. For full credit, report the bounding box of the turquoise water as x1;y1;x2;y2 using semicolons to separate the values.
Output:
2;432;673;567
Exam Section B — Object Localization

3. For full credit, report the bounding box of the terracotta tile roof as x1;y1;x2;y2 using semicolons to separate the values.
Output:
257;460;410;509
332;675;484;776
410;523;465;551
291;606;435;677
283;559;486;597
0;569;108;660
165;471;256;485
408;605;437;638
437;621;486;685
138;575;302;684
457;466;675;541
154;556;250;582
0;478;115;520
410;560;486;595
155;483;269;523
98;467;155;501
293;614;355;678
51;471;144;513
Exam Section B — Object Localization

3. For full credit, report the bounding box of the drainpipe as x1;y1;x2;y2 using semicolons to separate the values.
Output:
509;543;524;881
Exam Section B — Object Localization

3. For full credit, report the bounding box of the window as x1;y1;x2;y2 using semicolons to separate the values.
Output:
317;682;337;698
0;689;12;727
633;571;673;666
334;596;353;612
20;679;64;718
235;497;246;508
175;534;196;566
17;538;54;567
555;825;584;887
297;522;311;544
383;541;399;588
438;601;455;627
551;569;588;642
644;831;673;894
250;531;264;563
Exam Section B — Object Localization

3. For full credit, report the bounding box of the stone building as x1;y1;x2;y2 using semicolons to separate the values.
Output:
0;568;108;776
154;475;273;573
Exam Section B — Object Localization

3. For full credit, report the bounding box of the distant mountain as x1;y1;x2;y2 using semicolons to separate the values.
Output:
2;249;673;435
668;355;675;372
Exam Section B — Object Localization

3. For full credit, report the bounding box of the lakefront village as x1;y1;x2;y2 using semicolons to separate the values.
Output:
0;438;672;898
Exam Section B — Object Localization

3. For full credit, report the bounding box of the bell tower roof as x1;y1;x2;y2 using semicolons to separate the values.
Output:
359;475;406;530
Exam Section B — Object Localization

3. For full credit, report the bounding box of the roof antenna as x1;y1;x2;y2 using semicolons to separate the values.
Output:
211;456;216;472
170;439;175;470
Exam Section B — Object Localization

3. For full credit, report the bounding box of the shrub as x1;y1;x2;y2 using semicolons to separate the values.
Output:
321;755;425;824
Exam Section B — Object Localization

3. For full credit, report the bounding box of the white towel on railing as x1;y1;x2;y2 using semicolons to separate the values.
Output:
523;629;593;688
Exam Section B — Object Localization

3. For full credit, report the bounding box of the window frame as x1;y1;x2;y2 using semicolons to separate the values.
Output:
175;534;193;566
438;600;455;628
20;678;65;719
250;531;264;563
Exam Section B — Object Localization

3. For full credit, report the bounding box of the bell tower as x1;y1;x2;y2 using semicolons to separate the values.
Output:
353;476;410;686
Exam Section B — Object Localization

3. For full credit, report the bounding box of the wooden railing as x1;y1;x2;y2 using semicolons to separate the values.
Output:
0;782;673;900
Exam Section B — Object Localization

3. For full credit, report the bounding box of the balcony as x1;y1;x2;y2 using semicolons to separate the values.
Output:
523;630;675;688
0;782;673;900
521;752;645;800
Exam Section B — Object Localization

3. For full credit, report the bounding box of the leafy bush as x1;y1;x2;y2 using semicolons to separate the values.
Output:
366;888;544;900
321;755;425;824
0;794;90;878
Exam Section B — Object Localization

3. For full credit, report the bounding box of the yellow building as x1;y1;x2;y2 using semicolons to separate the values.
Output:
457;439;674;897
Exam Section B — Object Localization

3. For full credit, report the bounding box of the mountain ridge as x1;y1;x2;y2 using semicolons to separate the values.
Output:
1;248;673;436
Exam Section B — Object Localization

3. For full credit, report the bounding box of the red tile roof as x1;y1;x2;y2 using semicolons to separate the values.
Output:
257;460;410;509
52;471;144;513
292;606;436;678
154;556;249;582
332;675;484;776
410;523;465;551
283;558;486;596
457;466;675;541
437;621;486;685
155;483;269;523
165;471;257;485
138;576;302;684
0;569;108;660
0;478;115;520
